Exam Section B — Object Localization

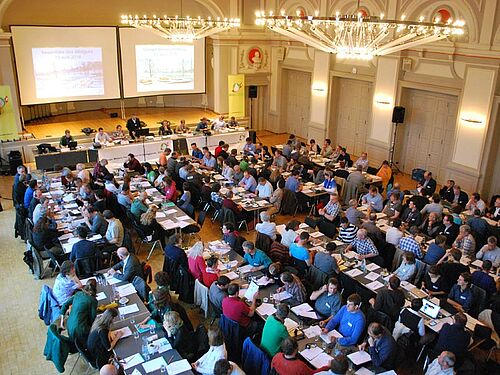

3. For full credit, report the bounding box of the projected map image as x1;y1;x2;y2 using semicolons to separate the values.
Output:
32;47;104;99
136;44;194;92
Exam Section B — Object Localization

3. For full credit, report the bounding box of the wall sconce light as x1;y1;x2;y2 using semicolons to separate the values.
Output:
375;96;392;108
460;113;484;127
461;117;482;124
312;82;327;96
376;100;391;105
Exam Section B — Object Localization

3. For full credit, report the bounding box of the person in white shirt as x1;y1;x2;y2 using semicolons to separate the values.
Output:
425;351;456;375
255;211;277;240
214;359;246;375
353;152;369;172
255;177;273;198
76;163;91;184
281;220;299;247
465;192;486;214
386;218;404;246
94;127;112;144
192;327;227;375
212;115;227;131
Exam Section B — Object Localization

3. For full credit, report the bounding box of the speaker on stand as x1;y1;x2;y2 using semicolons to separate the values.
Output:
389;106;405;175
248;86;257;130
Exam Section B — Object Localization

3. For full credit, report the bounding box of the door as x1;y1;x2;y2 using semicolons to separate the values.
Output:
331;78;373;155
281;69;311;139
399;89;458;182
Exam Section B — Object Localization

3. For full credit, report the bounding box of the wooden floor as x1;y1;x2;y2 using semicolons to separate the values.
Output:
24;107;219;139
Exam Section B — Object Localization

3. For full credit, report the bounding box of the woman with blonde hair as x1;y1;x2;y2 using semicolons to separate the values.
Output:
139;206;166;247
87;308;123;368
192;326;227;375
163;311;197;359
187;241;206;280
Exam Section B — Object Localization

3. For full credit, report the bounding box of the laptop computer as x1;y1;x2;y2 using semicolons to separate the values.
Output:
420;299;441;319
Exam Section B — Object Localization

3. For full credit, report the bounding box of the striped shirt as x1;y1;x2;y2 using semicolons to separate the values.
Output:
398;236;423;259
453;235;476;258
338;224;358;244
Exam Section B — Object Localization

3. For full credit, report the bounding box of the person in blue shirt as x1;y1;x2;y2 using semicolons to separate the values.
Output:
243;137;256;155
24;179;37;209
423;234;447;265
241;241;272;271
191;142;203;159
446;272;473;313
322;293;366;349
311;278;342;324
471;260;496;295
322;172;337;192
196;117;209;131
358;323;397;371
284;170;302;192
238;170;257;192
201;148;216;170
70;225;97;262
289;232;311;266
362;186;384;212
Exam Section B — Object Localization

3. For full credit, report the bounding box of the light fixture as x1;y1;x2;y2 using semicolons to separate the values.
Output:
255;2;465;60
121;1;239;42
460;115;484;126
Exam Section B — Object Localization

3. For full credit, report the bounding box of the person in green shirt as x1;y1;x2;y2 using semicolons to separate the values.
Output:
59;129;74;147
260;303;290;356
131;192;149;221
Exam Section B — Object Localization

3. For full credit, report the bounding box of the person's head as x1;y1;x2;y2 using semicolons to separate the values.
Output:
487;236;498;250
368;322;384;340
424;171;432;180
369;186;378;196
411;298;423;311
167;233;181;247
285;220;300;231
408;200;416;210
346;293;362;312
390;192;399;202
438;351;456;370
127;153;135;162
326;277;339;294
206;256;218;269
443;214;453;226
428;265;439;278
227;283;240;296
389;275;401;290
260;211;270;223
76;225;89;240
28;179;37;189
206;326;224;347
340;216;350;228
324;139;331;147
103;210;114;221
403;251;416;265
369;213;377;223
356;228;368;240
472;192;481;202
275;303;290;321
163;311;183;334
457;272;471;288
281;337;298;356
245;137;252;144
392;218;402;229
329;193;339;204
449;248;462;262
325;242;337;254
431;193;441;203
296;231;309;244
452;185;461;195
233;165;240;173
98;127;104;134
213;359;233;375
16;165;26;176
131;113;137;120
188;241;204;258
435;234;447;247
191;142;198;150
100;364;119;375
482;260;493;272
154;271;170;288
459;224;471;236
116;124;122;131
242;241;255;255
60;260;75;277
349;199;358;208
215;276;230;290
446;179;455;189
116;247;129;261
329;354;349;374
83;279;97;297
428;212;439;224
91;307;118;333
453;312;467;327
64;129;71;137
222;222;235;235
280;271;294;285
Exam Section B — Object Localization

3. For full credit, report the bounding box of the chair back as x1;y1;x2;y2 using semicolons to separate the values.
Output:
318;219;337;238
412;259;427;287
132;276;150;302
306;265;329;292
194;279;209;318
222;207;237;226
379;241;396;270
32;247;47;280
74;338;98;369
304;216;317;229
196;211;206;228
255;232;273;254
74;256;98;279
184;203;195;219
269;241;292;266
219;314;244;363
280;189;298;215
242;336;272;375
470;285;487;318
367;166;378;175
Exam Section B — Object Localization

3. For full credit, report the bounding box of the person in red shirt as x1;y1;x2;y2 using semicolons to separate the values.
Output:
201;256;220;287
188;241;206;280
222;283;261;336
271;337;329;375
123;153;143;174
214;141;225;158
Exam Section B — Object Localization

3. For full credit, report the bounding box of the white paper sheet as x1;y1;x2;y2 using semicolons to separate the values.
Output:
150;337;172;353
88;234;102;241
348;350;372;365
364;272;380;281
344;251;357;259
117;283;137;297
123;353;145;370
284;318;299;332
320;329;342;343
244;282;259;301
471;259;483;267
58;233;73;240
310;352;333;368
131;368;143;375
345;268;363;278
62;243;73;254
273;291;293;302
224;271;239;280
256;303;277;316
238;264;254;274
355;367;375;375
304;325;322;338
165;209;177;215
310;231;323;238
155;212;166;218
291;303;314;315
96;292;107;301
366;263;380;271
166;359;192;375
300;346;323;361
142;356;167;373
256;275;274;286
111;326;132;339
176;215;191;221
365;280;384;291
177;221;191;229
118;304;140;315
400;281;416;292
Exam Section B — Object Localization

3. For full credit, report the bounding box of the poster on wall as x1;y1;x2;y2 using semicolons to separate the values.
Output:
0;86;18;141
228;74;245;118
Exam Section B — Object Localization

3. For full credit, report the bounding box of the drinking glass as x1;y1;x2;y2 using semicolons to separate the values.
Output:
160;365;167;373
133;329;140;340
149;324;156;335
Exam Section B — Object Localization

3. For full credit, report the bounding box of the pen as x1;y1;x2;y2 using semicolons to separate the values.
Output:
167;355;175;364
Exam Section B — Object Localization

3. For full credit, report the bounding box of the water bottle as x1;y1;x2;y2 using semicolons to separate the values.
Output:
361;258;366;273
141;341;150;361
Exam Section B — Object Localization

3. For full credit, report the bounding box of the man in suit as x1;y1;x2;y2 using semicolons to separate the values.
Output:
451;186;468;208
126;114;142;139
108;247;143;282
70;225;97;262
439;214;460;247
439;179;455;202
418;171;436;196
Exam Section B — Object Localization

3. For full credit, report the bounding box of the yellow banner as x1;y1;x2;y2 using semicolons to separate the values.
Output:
0;86;18;141
228;74;245;118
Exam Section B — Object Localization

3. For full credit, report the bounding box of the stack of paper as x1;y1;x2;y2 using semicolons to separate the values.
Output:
155;212;166;218
167;359;192;375
300;346;323;361
310;352;334;368
299;223;310;229
224;271;239;280
365;280;384;291
96;292;107;301
243;282;259;301
238;264;254;274
111;326;132;339
344;251;357;259
159;219;178;230
276;224;286;235
291;303;318;319
256;275;274;286
303;325;322;338
355;367;375;375
400;281;416;292
284;318;299;333
256;303;277;316
310;231;323;238
366;263;380;271
118;304;139;316
347;351;372;365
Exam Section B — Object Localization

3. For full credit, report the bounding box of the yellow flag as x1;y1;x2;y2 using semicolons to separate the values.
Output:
228;74;245;118
0;86;18;140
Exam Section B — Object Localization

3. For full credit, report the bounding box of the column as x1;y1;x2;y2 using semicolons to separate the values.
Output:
212;41;236;114
308;50;330;141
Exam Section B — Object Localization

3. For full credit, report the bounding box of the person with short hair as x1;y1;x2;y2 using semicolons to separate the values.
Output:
123;153;143;173
202;256;220;287
255;211;277;240
345;199;366;226
243;137;256;155
271;337;329;374
261;303;290;356
277;272;307;304
434;312;471;359
476;236;500;268
213;359;245;375
222;283;260;336
337;216;358;244
369;275;406;322
94;127;112;144
385;218;404;246
425;351;456;375
107;247;142;282
422;265;448;298
313;242;339;276
398;226;424;259
289;231;312;266
255;177;273;198
393;251;417;282
87;308;122;368
59;129;74;147
423;234;447;265
239;170;257;192
84;206;108;236
383;193;403;221
471;260;496;295
362;186;384;212
285;170;303;193
417;171;437;196
242;241;272;271
315;354;348;375
452;224;475;257
394;298;425;340
52;260;83;305
319;193;341;222
465;192;486;214
401;200;423;228
209;276;230;313
437;248;469;291
358;322;397;371
421;193;443;220
322;294;366;349
344;229;379;260
192;326;227;375
311;278;342;325
447;272;473;313
70;225;97;263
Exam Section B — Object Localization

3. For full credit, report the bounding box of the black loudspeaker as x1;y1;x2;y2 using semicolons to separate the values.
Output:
110;112;119;118
392;106;405;123
249;86;257;98
249;130;257;144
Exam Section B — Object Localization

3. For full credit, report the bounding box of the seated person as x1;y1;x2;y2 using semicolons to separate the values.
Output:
437;248;469;291
417;170;437;196
52;260;83;305
322;294;366;350
446;272;473;313
289;232;312;267
138;207;166;248
94;127;112;144
398;226;424;260
70;225;97;263
439;214;459;247
281;220;299;247
422;265;448;298
471;260;496;295
107;247;142;282
59;129;74;147
425;351;456;375
310;278;342;324
32;215;65;259
130;192;149;221
362;186;384;212
83;206;108;236
382;193;403;221
401;200;423;228
255;177;273;198
420;194;443;220
261;303;290;357
433;312;471;360
191;327;227;375
369;275;405;323
202;256;220;287
354;152;369;172
284;170;302;193
343;229;379;260
345;199;366;226
358;322;397;371
276;272;307;305
255;211;277;240
394;298;425;340
271;337;329;375
112;124;126;139
238;170;257;192
476;236;500;269
419;212;442;239
338;217;359;244
386;218;404;246
222;222;245;255
201;148;216;170
393;251;417;282
87;308;123;368
209;276;230;313
117;186;133;209
163;311;198;360
242;241;272;272
313;242;339;276
191;143;203;159
318;193;341;223
164;234;188;269
423;234;447;265
123;153;143;174
222;283;260;336
452;224;476;258
465;192;486;214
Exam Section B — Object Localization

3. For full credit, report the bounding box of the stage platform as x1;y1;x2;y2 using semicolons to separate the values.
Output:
24;107;220;139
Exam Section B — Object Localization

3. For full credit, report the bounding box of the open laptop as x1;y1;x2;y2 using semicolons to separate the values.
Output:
420;299;441;319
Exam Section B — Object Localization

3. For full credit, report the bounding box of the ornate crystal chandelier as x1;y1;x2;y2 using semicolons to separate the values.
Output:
255;7;465;60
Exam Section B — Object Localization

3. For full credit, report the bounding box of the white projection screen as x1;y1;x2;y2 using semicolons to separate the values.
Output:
11;26;121;105
119;28;206;98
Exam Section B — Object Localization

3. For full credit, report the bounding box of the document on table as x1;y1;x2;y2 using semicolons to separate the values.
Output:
364;272;380;281
310;231;324;238
155;212;166;218
309;246;326;253
471;259;483;267
118;304;140;316
145;188;158;195
310;352;333;368
303;325;322;338
150;337;172;353
58;233;73;241
96;292;107;301
365;280;384;291
344;251;357;259
62;243;73;254
291;303;314;315
238;264;254;274
217;260;238;271
88;234;102;242
244;282;259;301
160;219;178;230
355;367;375;375
300;346;323;361
165;209;177;215
177;221;190;229
299;222;310;229
345;268;363;278
105;274;122;285
131;368;142;375
256;303;277;316
224;271;239;280
123;353;145;370
320;329;342;343
284;318;299;332
348;350;372;365
176;215;191;221
365;263;380;271
116;283;136;297
111;326;132;339
166;359;192;375
273;291;293;302
400;281;416;292
256;275;274;286
142;356;167;373
63;203;78;209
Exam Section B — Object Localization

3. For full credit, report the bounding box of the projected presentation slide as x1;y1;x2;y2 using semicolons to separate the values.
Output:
136;44;194;93
32;47;104;98
11;26;121;105
120;28;206;97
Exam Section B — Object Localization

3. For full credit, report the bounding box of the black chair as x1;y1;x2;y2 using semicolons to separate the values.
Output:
255;232;273;254
74;256;99;279
317;219;337;238
304;216;317;229
26;221;52;279
367;166;378;175
132;276;150;303
470;285;487;318
468;324;496;361
306;265;329;292
70;338;98;375
182;211;206;246
183;203;195;220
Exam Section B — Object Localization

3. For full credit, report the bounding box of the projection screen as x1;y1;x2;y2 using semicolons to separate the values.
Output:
119;28;206;98
11;26;121;105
